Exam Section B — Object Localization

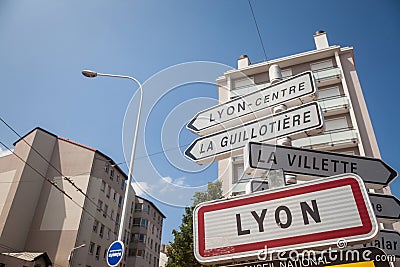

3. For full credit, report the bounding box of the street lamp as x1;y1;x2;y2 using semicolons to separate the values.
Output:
82;69;143;243
68;243;85;267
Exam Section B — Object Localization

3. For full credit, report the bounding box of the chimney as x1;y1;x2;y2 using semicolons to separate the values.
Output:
314;30;329;50
238;55;250;69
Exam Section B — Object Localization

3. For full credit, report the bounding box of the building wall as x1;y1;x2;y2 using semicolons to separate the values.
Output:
0;128;135;267
127;197;164;267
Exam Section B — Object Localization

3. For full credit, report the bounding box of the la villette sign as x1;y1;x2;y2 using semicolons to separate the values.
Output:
193;174;378;264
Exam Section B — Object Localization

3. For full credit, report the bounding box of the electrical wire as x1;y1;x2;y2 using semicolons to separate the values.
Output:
248;0;268;61
0;117;119;223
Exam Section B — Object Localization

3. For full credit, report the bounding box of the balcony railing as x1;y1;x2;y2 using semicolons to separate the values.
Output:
318;95;350;116
292;128;358;151
313;67;341;86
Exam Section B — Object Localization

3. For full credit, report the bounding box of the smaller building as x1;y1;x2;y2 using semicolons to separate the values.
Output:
0;252;52;267
127;196;166;267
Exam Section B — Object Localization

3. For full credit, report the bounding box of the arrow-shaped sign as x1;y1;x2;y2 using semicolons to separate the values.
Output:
187;71;318;136
369;193;400;222
245;142;397;188
360;230;400;258
185;102;324;164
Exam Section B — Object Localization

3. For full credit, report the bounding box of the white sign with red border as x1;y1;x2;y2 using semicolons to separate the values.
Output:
193;174;378;264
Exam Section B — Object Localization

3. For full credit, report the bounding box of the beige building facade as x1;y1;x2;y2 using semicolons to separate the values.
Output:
0;127;164;267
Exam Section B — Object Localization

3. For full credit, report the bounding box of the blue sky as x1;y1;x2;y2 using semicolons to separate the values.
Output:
0;0;399;245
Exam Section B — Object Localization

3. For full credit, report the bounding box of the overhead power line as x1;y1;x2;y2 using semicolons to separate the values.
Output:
248;0;268;61
0;118;120;223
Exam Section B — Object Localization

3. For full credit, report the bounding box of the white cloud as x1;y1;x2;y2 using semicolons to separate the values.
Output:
162;177;172;183
0;147;12;158
131;181;151;196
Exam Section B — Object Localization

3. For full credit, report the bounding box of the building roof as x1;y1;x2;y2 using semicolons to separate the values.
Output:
136;195;166;218
13;127;128;180
1;252;52;264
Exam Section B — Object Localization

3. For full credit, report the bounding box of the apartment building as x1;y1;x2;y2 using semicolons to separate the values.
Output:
0;127;132;267
216;31;398;238
127;196;165;267
217;30;383;195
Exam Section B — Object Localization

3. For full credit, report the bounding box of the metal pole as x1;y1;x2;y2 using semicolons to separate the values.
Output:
81;70;143;242
68;243;85;267
95;72;143;242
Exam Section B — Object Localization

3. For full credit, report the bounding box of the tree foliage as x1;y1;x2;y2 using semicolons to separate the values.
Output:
166;181;222;267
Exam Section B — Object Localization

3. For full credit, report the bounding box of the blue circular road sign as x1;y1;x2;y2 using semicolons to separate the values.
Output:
106;240;124;267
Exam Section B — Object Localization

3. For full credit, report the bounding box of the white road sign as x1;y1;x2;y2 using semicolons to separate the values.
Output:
245;142;397;189
187;71;318;136
193;174;378;264
185;102;324;164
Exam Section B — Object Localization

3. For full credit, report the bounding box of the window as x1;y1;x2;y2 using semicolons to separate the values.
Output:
116;213;120;224
101;181;106;192
232;161;254;184
325;117;349;132
89;242;95;254
318;86;341;99
117;174;120;183
107;227;111;240
154;256;157;267
150;239;153;249
121;181;125;191
99;224;104;237
96;245;101;259
143;204;150;214
137;249;144;257
103;204;108;218
281;68;292;78
97;200;103;212
110;169;114;179
311;59;334;71
106;185;111;198
103;249;107;259
133;218;141;226
128;216;132;228
104;163;109;173
130;201;134;214
111;210;114;220
153;211;156;220
118;196;122;207
113;192;117;201
135;203;143;212
141;218;149;228
93;220;98;232
155;242;158;252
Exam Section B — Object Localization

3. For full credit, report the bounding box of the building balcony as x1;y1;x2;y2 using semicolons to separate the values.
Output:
313;67;341;87
292;128;358;151
318;95;350;116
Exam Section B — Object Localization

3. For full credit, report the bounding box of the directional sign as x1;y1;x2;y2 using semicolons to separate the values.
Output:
187;71;318;136
369;193;400;222
360;230;400;258
185;102;324;164
225;247;391;267
193;174;378;264
107;241;124;267
245;142;397;188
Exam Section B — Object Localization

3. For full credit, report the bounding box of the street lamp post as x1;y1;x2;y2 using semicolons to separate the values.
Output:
82;70;143;243
68;243;86;267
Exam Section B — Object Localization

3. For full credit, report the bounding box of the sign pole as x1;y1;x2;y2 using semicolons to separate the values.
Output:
268;65;297;189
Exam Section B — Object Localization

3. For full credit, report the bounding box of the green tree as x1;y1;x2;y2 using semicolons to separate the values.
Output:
166;181;222;267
